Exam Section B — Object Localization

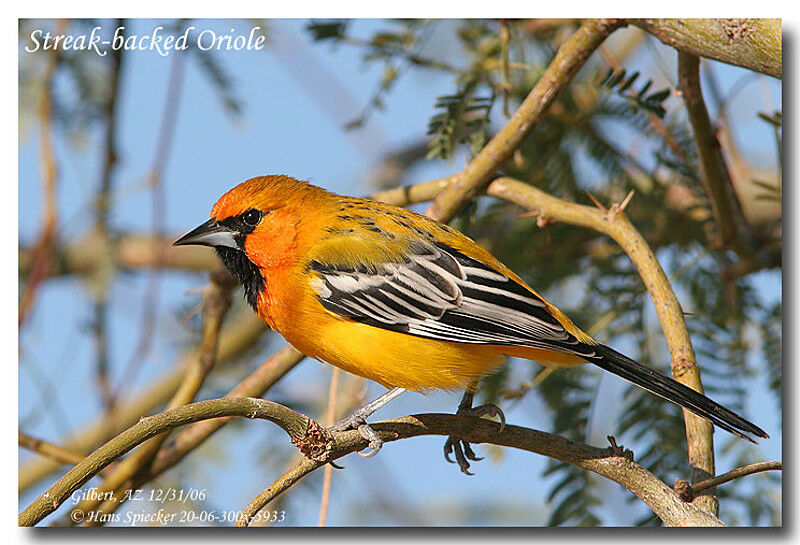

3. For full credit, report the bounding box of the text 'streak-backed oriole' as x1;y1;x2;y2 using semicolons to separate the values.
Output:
175;175;768;473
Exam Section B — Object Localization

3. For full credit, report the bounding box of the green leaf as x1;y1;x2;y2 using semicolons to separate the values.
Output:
757;110;782;127
306;20;348;41
646;88;671;103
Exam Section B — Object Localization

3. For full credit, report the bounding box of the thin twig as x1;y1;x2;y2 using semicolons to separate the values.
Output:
317;367;340;527
111;46;187;406
500;19;512;117
91;19;127;418
19;431;85;467
18;19;67;326
674;461;782;502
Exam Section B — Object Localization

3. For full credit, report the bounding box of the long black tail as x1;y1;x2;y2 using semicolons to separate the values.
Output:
586;344;768;443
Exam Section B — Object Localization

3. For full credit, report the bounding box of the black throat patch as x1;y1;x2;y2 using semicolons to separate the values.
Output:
214;246;264;311
214;210;267;311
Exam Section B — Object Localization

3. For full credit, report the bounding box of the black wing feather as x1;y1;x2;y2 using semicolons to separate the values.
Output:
310;241;592;356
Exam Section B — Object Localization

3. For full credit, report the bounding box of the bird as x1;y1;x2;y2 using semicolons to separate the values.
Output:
174;175;768;473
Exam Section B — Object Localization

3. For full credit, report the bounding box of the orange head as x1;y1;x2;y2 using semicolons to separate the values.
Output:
174;175;330;308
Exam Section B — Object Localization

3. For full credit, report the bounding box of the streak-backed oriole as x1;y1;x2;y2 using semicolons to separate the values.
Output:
175;175;767;471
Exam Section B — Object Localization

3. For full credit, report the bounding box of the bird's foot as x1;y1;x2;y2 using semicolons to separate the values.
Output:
329;411;384;458
443;402;506;475
327;387;406;459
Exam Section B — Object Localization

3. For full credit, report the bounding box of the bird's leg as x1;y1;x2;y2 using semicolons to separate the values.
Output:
443;384;506;475
329;387;406;458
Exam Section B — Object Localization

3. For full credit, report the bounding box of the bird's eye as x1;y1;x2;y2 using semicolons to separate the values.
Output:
242;209;262;227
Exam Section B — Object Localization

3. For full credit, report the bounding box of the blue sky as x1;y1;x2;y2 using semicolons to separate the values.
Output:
19;19;781;526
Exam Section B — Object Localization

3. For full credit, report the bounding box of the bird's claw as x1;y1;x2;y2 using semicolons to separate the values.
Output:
443;436;475;475
462;441;483;461
468;403;506;433
443;402;506;475
356;424;383;457
329;414;384;458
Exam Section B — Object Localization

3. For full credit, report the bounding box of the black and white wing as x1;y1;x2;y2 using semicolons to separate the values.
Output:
308;241;592;355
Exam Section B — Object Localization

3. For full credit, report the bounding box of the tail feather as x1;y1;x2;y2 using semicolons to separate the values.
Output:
586;344;768;443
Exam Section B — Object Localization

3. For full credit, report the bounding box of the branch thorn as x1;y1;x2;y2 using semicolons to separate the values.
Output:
619;189;635;212
585;190;607;213
606;435;634;460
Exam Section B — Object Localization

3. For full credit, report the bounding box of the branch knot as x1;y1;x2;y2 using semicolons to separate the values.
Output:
674;478;694;502
291;419;334;462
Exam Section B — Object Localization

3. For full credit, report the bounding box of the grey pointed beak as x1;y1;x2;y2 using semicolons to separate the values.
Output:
173;219;239;249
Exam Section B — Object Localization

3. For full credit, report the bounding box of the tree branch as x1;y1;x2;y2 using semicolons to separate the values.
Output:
677;51;749;249
18;19;66;326
19;398;312;527
113;48;188;408
19;233;219;280
235;413;724;527
18;397;723;527
90;19;126;415
426;19;623;222
69;346;303;526
146;345;304;479
631;19;781;79
674;461;782;502
317;367;340;527
485;178;718;514
19;432;85;467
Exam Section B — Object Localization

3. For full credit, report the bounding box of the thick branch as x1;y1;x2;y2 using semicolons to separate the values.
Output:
19;398;311;527
427;19;623;222
631;19;781;79
236;414;724;527
18;396;723;527
19;233;219;279
489;177;717;513
677;52;748;249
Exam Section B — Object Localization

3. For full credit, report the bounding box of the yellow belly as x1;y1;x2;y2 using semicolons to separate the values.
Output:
274;285;589;391
285;316;505;391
